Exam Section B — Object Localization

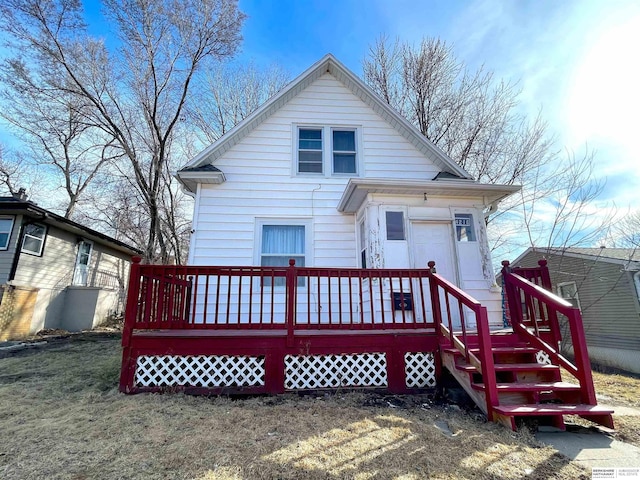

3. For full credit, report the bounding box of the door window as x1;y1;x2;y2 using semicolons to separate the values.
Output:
73;241;93;286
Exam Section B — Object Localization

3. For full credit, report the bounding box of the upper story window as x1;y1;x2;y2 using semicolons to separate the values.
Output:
296;126;359;177
298;128;323;174
455;214;476;242
332;129;356;174
0;217;15;250
22;223;47;256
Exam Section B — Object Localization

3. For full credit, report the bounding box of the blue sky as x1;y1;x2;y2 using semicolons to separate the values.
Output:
1;0;639;214
235;0;640;211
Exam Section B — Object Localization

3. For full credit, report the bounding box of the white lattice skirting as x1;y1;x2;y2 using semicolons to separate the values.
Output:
404;352;437;387
135;355;265;388
285;353;388;390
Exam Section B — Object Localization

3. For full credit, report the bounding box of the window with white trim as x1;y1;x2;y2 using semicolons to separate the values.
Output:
0;217;14;250
260;224;306;286
332;129;356;174
386;211;405;240
296;126;359;176
297;128;323;174
73;240;93;286
455;214;476;242
558;281;581;309
21;223;47;256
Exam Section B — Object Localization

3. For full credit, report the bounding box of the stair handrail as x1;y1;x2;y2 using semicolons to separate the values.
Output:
427;261;499;420
501;264;596;404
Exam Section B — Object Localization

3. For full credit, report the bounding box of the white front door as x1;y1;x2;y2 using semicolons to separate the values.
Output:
73;241;93;286
411;222;461;328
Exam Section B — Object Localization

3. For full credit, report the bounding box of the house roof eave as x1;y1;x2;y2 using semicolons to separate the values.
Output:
0;200;142;256
179;53;473;181
337;178;521;213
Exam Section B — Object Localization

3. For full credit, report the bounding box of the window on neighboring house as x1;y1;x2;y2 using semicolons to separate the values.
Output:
558;282;581;309
298;128;323;174
386;211;405;240
332;129;356;174
0;217;14;250
73;240;93;286
455;214;476;242
21;223;47;256
359;219;367;268
261;224;306;286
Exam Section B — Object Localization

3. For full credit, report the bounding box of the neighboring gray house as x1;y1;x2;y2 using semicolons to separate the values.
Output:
0;194;141;340
511;247;640;374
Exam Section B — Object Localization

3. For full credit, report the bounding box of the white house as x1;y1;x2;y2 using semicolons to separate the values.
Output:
176;54;519;327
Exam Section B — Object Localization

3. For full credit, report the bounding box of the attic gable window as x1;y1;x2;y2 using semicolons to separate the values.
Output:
295;125;360;177
298;128;323;174
332;129;356;174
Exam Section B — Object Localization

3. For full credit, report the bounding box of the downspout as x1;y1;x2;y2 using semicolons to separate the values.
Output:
8;218;27;283
634;271;640;305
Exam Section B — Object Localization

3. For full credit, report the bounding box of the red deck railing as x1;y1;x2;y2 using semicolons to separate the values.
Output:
122;257;450;345
502;260;596;404
426;261;498;419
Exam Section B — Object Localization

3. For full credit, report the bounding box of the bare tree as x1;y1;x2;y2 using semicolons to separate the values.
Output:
0;0;245;261
0;143;45;200
187;61;290;145
363;36;554;189
363;36;613;266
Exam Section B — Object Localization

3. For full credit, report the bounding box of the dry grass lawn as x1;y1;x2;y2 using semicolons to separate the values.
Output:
0;333;617;479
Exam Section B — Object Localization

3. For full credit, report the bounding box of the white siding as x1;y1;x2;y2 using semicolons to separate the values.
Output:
191;73;441;267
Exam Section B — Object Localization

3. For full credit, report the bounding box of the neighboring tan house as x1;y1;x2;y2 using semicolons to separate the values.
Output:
176;53;519;328
510;247;640;374
0;193;141;340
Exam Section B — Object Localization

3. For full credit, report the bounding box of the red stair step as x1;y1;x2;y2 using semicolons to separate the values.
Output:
471;381;581;392
456;363;559;373
493;404;614;416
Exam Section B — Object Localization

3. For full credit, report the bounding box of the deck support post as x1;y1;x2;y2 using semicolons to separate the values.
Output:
286;259;296;348
120;256;142;393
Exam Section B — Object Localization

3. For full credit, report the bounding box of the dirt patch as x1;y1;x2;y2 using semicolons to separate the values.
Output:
0;334;590;479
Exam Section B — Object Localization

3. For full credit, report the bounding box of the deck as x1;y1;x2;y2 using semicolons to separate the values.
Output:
119;258;613;430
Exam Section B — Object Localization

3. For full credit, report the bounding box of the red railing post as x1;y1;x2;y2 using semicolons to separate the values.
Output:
567;308;597;404
538;259;562;346
427;261;443;332
476;305;498;420
501;261;523;329
119;255;142;393
286;259;296;347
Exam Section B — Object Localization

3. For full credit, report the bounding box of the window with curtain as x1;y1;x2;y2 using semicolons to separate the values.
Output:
332;129;356;174
261;225;305;286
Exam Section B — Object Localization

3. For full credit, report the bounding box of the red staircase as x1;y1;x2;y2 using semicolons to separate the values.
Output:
431;260;614;431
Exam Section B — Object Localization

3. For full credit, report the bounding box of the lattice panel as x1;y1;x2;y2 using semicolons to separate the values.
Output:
285;353;387;390
404;352;437;388
135;355;265;388
536;350;552;365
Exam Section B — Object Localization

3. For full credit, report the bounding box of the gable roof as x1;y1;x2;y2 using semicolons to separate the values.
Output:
177;53;473;192
0;197;142;256
512;247;640;270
